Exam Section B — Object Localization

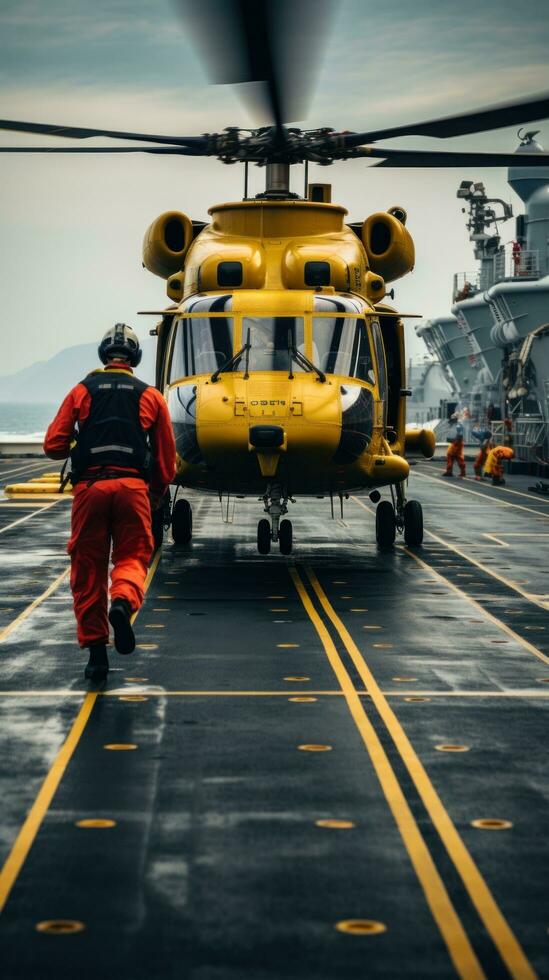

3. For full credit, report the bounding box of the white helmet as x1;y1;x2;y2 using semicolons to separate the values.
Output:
98;323;142;367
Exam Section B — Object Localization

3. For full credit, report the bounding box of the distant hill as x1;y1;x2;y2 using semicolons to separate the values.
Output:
0;338;156;403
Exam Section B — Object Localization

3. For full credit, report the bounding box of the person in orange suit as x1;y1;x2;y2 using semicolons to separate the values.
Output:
484;445;515;486
442;431;466;478
473;436;493;480
44;324;176;681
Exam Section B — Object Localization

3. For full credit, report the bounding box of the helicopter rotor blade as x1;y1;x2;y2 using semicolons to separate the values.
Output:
178;0;331;128
338;91;549;149
0;118;208;148
358;147;549;168
0;146;204;155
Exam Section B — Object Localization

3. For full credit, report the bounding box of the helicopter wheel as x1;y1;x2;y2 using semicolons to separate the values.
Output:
376;500;396;549
279;519;293;555
172;498;193;545
257;518;271;555
403;499;423;547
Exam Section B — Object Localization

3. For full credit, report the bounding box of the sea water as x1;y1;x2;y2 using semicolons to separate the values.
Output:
0;403;57;439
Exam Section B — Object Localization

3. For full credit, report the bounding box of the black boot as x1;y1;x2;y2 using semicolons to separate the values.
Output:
85;643;109;681
109;598;135;655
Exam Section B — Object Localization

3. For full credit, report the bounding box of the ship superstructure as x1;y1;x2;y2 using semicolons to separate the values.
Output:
417;131;549;468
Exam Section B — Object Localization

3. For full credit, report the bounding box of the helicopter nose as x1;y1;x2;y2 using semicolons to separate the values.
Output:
248;425;285;449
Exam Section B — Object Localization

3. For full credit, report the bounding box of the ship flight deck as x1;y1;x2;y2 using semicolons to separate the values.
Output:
0;456;548;979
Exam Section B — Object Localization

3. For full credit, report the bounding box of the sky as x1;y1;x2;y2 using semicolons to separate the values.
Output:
1;0;549;375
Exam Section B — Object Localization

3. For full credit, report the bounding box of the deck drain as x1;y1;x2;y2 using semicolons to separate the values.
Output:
289;696;317;703
404;696;430;702
471;818;512;830
137;644;158;650
298;744;332;752
336;920;386;936
284;676;310;682
490;640;509;644
435;744;470;753
36;920;85;935
316;819;355;829
76;819;116;829
118;695;148;702
103;743;137;751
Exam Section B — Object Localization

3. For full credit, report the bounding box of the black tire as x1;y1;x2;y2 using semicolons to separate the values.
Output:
404;499;423;547
257;518;271;554
376;500;396;548
279;519;293;555
152;505;164;551
172;498;192;544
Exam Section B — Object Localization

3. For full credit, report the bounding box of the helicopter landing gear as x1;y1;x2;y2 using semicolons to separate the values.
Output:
375;500;396;548
257;518;271;554
257;483;293;555
172;498;193;545
403;499;424;546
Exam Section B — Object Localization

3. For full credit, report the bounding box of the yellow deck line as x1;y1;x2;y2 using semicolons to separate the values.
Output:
352;495;549;622
289;567;485;980
414;469;549;520
402;547;549;667
0;548;163;914
0;497;63;537
1;688;549;699
0;567;71;644
0;692;98;913
305;565;536;980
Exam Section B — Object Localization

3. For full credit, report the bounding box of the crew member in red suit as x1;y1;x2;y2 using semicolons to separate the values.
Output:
44;324;176;681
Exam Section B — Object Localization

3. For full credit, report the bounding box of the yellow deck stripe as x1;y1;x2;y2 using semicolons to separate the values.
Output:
414;469;549;520
305;565;536;980
0;567;71;644
0;547;163;914
403;547;549;667
1;688;549;699
0;497;63;537
290;567;484;980
0;692;98;913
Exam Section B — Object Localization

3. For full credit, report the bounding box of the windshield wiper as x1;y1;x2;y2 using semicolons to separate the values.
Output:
287;331;326;383
211;328;251;383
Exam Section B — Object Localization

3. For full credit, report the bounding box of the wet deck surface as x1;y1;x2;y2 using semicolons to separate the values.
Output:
1;456;549;978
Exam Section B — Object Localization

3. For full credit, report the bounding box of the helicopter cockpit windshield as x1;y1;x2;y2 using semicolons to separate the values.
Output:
313;296;375;384
169;294;234;380
243;317;305;372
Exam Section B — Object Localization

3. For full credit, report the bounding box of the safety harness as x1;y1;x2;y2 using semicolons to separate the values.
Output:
69;371;153;486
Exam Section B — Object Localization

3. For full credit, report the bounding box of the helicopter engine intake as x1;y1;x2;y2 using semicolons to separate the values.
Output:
142;210;193;279
362;210;415;283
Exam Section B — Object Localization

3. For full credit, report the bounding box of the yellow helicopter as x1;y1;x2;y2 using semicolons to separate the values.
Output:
2;1;548;555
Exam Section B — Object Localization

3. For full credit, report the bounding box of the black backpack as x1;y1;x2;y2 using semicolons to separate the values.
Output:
70;372;153;484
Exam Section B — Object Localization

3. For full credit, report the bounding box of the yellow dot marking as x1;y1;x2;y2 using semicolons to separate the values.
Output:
118;695;148;702
75;819;116;829
103;743;137;751
145;624;165;629
125;677;148;682
277;643;300;648
404;697;430;702
336;919;386;936
289;696;317;703
137;644;158;650
316;819;355;829
393;677;417;682
284;676;310;682
298;743;332;752
435;745;470;753
363;625;381;630
36;920;85;934
471;819;513;830
373;643;393;649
